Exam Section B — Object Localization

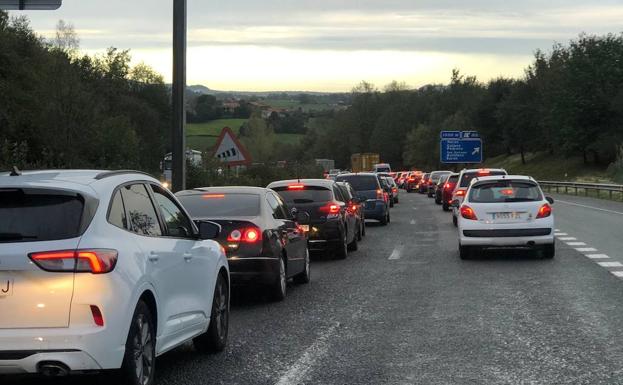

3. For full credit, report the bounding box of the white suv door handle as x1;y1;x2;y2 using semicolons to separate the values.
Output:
148;252;159;262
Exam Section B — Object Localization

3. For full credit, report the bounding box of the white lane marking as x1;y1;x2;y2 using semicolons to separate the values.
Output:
275;322;340;385
558;237;577;241
388;246;404;260
566;242;587;246
555;228;561;232
557;199;623;216
554;232;568;236
598;262;623;268
409;219;416;225
586;254;610;259
611;271;623;278
412;207;418;210
577;247;598;252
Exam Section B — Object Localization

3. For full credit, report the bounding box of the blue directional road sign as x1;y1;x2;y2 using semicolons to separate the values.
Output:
441;131;462;139
440;137;483;163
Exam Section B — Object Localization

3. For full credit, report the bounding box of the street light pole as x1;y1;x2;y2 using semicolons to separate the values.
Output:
172;0;186;192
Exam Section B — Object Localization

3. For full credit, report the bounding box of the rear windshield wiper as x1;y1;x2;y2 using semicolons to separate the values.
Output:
504;198;537;202
293;199;314;203
0;233;38;241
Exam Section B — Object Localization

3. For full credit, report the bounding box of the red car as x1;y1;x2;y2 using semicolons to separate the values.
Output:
405;171;423;192
441;173;459;211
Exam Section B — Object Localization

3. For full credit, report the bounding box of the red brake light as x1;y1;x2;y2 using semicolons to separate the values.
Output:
408;177;415;182
288;184;305;190
203;194;225;199
228;228;262;243
500;188;514;196
478;169;491;175
376;189;384;199
455;189;466;196
29;249;118;274
460;205;478;220
536;203;552;219
90;305;104;327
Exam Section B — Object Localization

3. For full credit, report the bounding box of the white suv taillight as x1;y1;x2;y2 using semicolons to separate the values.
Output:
29;249;118;274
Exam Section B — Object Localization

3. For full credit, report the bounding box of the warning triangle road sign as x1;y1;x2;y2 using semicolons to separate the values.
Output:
213;127;252;166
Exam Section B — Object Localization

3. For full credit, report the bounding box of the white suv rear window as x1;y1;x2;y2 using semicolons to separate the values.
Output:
0;188;84;242
469;181;542;203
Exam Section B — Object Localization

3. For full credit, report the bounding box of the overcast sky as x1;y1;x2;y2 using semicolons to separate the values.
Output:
14;0;623;91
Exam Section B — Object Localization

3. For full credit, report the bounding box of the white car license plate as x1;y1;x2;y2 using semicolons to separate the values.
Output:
491;212;522;220
0;276;13;297
300;225;310;232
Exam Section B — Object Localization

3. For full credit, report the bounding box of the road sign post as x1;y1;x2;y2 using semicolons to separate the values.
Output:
171;0;186;192
440;131;483;164
0;0;61;9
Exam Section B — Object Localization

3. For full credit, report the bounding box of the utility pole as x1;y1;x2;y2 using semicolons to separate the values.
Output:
171;0;186;192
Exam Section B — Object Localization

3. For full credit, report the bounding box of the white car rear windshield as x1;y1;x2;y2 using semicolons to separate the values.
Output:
469;181;543;203
0;188;84;242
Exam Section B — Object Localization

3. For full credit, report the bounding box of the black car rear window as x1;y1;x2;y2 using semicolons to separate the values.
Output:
178;193;260;217
469;181;542;203
0;189;85;242
460;171;507;187
448;175;459;183
335;175;379;191
272;186;333;204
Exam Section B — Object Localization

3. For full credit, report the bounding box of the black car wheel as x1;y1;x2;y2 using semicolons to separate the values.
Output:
542;243;555;259
294;249;311;284
394;197;399;204
270;257;287;300
452;215;458;227
357;221;363;241
442;203;450;211
120;301;156;385
334;230;348;259
347;231;358;251
194;273;229;353
389;199;394;208
361;220;366;236
459;245;472;260
435;196;441;204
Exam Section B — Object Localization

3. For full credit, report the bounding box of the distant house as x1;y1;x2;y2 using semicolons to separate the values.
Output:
222;100;240;114
262;108;288;119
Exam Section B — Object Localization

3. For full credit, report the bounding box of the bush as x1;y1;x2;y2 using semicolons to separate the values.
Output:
608;145;623;183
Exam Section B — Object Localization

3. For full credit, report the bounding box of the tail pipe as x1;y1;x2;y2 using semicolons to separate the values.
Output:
38;361;70;377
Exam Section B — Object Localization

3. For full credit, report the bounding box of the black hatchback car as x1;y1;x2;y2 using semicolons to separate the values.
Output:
176;186;310;301
268;179;359;259
335;173;390;225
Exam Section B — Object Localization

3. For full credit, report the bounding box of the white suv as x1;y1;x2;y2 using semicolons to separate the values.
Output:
456;175;555;259
0;170;229;385
451;168;507;226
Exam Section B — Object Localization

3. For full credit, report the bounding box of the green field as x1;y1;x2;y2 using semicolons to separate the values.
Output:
186;119;248;152
186;118;304;152
484;152;611;182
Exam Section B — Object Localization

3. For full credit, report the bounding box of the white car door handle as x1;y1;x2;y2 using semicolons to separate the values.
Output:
183;253;194;262
148;252;159;262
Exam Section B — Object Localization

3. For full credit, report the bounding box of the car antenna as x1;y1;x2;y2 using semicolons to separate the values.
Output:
9;166;21;176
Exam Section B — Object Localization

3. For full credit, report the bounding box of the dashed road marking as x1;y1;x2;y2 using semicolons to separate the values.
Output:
611;271;623;278
576;247;598;252
557;199;623;216
409;219;416;225
388;246;404;260
554;232;568;236
412;207;418;210
275;322;340;385
598;262;623;268
566;242;587;246
586;254;610;259
558;237;577;241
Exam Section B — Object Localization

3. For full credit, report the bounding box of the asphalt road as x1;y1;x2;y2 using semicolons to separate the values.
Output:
8;191;623;384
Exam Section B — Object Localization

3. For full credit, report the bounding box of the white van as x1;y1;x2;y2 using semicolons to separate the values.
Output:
373;163;391;173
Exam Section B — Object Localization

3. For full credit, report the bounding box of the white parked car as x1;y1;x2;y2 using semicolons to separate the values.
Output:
0;170;229;385
456;175;555;259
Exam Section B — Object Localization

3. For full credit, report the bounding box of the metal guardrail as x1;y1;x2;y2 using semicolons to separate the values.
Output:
538;180;623;201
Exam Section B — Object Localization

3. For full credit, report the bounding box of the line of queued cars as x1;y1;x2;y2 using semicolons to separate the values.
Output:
397;167;557;261
0;168;393;385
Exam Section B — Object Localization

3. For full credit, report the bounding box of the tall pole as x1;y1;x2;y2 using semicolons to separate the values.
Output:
172;0;186;192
